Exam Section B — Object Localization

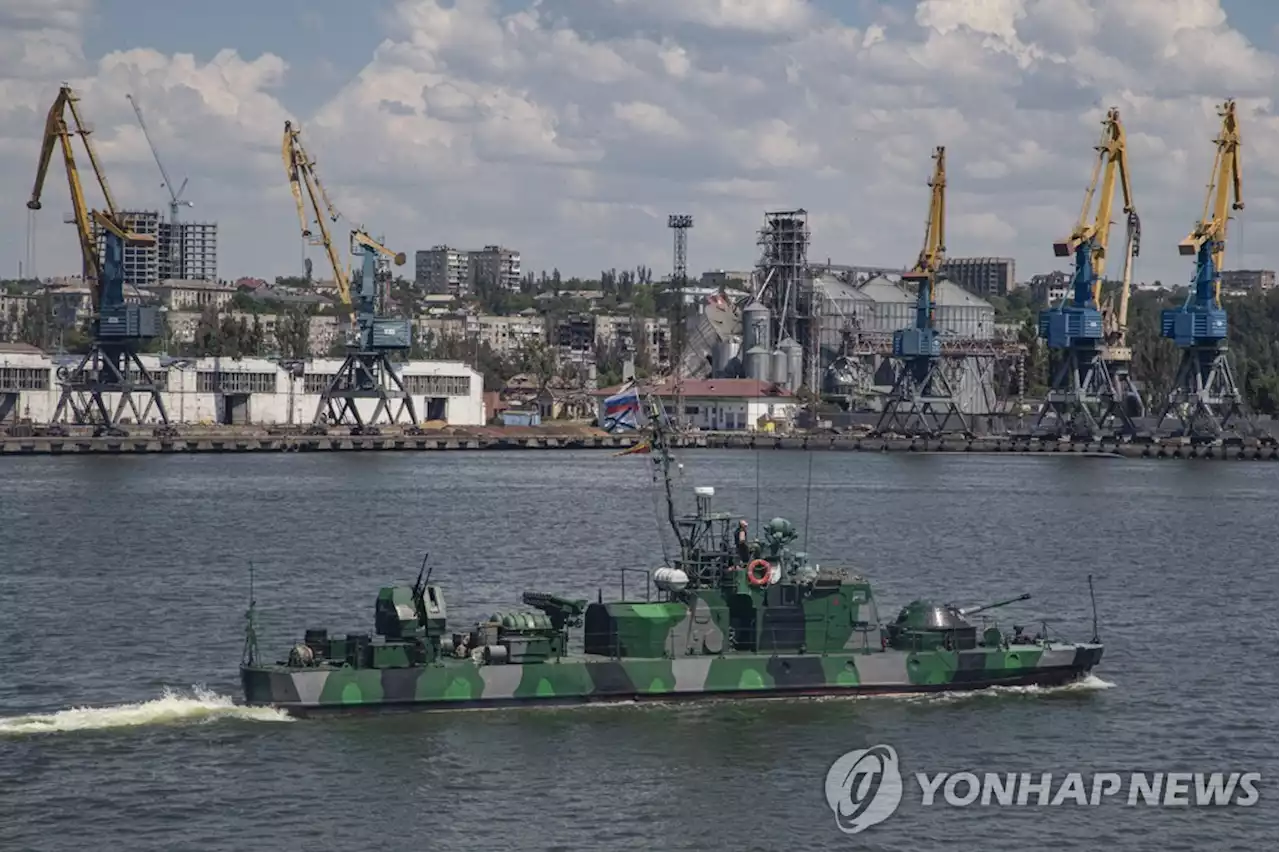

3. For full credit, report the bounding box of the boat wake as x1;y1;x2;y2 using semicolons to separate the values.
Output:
0;686;293;736
850;673;1118;705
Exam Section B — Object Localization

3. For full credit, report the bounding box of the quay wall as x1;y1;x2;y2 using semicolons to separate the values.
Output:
1;431;1275;461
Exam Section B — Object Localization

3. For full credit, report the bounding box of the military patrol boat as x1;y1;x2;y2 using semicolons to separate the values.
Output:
239;401;1104;714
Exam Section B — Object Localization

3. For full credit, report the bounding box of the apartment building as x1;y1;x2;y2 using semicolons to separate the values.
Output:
939;256;1015;299
92;210;219;287
1220;269;1276;294
414;245;522;296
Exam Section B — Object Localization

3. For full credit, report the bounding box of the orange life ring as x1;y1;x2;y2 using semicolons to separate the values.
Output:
746;559;771;587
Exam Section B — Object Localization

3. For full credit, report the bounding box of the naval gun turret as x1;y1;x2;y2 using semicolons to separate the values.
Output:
886;593;1032;652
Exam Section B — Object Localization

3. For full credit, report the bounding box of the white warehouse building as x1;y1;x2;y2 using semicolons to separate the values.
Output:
0;345;484;427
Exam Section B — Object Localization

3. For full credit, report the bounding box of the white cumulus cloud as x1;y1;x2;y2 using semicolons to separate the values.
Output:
0;0;1274;287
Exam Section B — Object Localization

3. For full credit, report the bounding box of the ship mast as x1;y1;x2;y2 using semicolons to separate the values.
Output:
644;394;683;547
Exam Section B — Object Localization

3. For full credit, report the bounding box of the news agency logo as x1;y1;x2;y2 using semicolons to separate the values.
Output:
824;744;1262;836
823;745;903;835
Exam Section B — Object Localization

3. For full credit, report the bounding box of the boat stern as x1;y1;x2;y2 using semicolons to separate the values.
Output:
240;664;309;710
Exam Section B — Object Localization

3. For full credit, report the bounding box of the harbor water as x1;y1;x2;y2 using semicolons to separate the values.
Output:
0;451;1275;851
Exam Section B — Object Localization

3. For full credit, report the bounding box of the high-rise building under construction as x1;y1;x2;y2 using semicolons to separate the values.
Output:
91;209;218;287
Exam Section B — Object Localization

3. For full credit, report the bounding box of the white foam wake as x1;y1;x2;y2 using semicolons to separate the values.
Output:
0;686;293;736
866;673;1118;705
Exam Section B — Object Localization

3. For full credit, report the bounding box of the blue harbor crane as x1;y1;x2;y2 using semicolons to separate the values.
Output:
1034;107;1140;438
876;146;970;436
1156;99;1245;439
283;121;417;434
27;85;172;436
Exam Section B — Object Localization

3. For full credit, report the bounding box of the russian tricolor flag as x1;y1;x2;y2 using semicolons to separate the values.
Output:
602;382;641;431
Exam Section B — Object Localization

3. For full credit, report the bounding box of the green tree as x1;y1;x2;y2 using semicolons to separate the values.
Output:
274;308;311;359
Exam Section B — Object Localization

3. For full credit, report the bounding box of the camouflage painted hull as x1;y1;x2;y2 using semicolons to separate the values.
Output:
240;642;1103;715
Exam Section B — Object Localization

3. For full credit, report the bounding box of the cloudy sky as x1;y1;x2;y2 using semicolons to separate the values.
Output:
1;0;1276;289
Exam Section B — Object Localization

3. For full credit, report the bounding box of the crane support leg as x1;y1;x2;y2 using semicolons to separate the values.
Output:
51;343;170;435
1034;349;1138;438
313;350;419;434
1155;344;1242;440
875;356;972;436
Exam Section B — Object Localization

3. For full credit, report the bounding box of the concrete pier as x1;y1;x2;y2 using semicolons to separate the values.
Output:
0;431;1275;461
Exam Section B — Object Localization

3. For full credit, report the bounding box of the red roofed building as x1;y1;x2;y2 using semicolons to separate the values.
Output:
594;377;796;432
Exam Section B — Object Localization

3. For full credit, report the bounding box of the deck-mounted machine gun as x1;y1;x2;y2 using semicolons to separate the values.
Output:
1157;99;1246;439
876;146;971;437
28;85;171;436
1035;108;1139;439
282;120;418;434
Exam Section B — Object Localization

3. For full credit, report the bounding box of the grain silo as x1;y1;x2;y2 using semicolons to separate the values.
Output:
779;337;804;392
857;276;915;334
932;278;995;340
744;345;770;381
770;348;788;388
742;300;771;352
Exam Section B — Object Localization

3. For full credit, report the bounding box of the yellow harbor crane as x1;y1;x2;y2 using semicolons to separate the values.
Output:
280;120;417;432
1157;99;1245;436
907;145;947;320
26;84;170;432
1034;107;1142;438
876;146;970;437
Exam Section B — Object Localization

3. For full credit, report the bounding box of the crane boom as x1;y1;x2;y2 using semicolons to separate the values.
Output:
282;120;354;326
126;94;188;206
352;229;406;267
907;145;946;329
1177;99;1243;308
1053;108;1135;310
27;85;154;311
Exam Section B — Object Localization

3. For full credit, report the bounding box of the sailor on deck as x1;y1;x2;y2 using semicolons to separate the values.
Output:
734;520;750;563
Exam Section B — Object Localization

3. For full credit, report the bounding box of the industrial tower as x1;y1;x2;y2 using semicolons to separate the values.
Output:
1034;108;1142;438
754;210;813;388
28;85;171;436
1156;99;1245;438
283;121;417;433
876;147;970;436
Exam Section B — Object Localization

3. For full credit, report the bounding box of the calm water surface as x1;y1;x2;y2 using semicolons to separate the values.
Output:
0;451;1276;851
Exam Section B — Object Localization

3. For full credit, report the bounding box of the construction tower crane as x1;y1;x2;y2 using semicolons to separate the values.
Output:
875;146;970;436
126;93;192;280
282;120;417;433
27;84;170;435
1034;107;1141;438
1157;99;1245;438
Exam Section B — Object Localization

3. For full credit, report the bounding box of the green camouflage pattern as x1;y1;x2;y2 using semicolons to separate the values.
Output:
241;642;1103;713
